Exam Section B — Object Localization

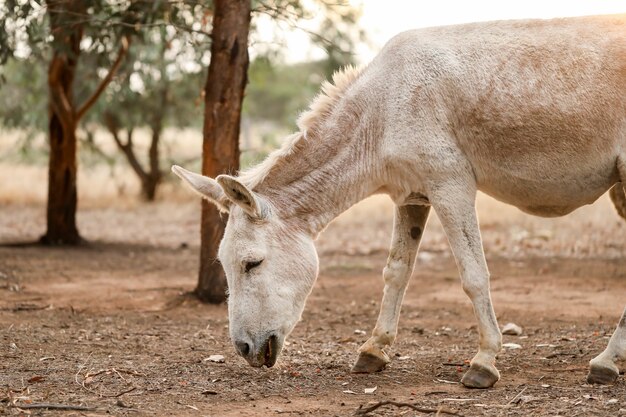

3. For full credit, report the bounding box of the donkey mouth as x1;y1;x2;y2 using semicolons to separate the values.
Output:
262;334;279;367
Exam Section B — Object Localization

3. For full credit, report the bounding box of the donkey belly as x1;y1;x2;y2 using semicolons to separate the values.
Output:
474;152;619;217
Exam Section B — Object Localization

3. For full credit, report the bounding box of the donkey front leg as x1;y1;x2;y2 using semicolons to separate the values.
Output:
352;204;430;373
587;307;626;384
431;183;502;388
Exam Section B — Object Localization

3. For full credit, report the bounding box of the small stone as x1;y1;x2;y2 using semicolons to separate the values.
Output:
364;386;377;394
397;356;411;361
503;343;522;349
204;354;225;363
342;390;357;395
607;399;618;405
502;323;523;336
354;329;366;335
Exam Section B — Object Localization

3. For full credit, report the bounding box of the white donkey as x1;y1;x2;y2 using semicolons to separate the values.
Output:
173;14;626;388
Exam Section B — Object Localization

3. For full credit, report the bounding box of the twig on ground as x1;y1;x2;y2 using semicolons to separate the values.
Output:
506;387;528;406
1;304;51;312
85;369;108;379
11;403;97;411
355;401;464;416
434;378;460;385
112;368;128;383
115;368;145;377
103;386;137;398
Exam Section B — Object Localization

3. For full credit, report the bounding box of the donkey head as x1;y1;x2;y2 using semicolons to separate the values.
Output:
172;166;319;368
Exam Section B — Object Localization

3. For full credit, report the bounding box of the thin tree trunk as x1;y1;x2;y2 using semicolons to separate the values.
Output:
197;0;251;303
42;1;83;245
144;125;162;201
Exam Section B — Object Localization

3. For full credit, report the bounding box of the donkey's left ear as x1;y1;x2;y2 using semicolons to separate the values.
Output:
216;175;268;219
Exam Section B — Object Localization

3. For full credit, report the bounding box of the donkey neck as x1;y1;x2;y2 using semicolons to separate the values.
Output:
256;107;384;237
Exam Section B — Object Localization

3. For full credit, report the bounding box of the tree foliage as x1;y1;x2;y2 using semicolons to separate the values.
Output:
0;0;364;200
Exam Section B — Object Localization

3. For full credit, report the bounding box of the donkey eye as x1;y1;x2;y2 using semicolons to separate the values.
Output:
244;260;263;273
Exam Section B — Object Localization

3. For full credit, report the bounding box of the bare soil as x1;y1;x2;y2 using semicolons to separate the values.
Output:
1;195;625;416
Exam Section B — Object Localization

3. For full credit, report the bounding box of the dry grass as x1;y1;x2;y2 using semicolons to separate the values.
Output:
0;127;203;207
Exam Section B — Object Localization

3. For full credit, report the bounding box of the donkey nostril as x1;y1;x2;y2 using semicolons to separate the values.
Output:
235;340;250;357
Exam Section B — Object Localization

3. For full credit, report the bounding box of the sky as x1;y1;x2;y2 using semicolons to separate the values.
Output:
255;0;626;64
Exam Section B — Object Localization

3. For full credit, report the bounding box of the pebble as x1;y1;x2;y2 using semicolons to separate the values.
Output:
503;342;522;349
204;354;225;363
502;322;523;336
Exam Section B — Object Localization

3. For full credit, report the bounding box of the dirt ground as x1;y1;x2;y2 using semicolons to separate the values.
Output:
1;194;626;416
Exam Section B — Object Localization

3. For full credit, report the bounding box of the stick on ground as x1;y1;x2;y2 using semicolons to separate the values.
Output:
12;403;97;411
355;400;464;416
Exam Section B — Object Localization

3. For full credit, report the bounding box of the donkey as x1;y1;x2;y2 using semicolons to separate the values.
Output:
173;14;626;388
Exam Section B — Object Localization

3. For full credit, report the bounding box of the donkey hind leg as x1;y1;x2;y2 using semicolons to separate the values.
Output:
587;308;626;384
609;183;626;221
352;205;430;373
431;182;502;388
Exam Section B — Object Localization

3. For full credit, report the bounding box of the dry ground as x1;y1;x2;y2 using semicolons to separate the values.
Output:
1;187;626;416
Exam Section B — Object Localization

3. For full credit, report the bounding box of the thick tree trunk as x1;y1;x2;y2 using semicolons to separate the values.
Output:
196;0;251;303
42;1;84;245
44;108;80;244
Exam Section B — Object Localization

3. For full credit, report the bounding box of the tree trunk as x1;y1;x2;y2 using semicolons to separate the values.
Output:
42;1;129;245
41;1;84;245
143;126;162;201
196;0;251;303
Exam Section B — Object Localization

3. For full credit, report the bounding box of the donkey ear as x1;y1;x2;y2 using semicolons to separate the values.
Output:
216;175;267;219
171;165;230;213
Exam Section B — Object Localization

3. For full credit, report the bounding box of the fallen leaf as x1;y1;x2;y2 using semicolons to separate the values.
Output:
354;329;366;335
342;390;357;395
27;376;45;383
204;355;225;363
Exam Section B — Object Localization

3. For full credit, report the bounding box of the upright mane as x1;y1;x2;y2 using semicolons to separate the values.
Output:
239;65;363;190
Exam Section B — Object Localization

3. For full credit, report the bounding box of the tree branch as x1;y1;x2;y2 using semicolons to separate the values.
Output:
75;36;130;121
103;113;148;183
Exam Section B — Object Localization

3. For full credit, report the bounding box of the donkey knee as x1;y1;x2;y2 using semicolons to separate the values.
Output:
383;259;410;288
461;274;490;299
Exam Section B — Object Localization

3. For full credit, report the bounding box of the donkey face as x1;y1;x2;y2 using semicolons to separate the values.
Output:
172;166;319;368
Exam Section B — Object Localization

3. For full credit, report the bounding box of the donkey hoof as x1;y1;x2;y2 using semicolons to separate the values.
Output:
351;352;389;373
587;365;619;385
461;364;499;389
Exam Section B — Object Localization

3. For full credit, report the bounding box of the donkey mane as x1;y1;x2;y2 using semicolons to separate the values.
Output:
239;65;362;190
